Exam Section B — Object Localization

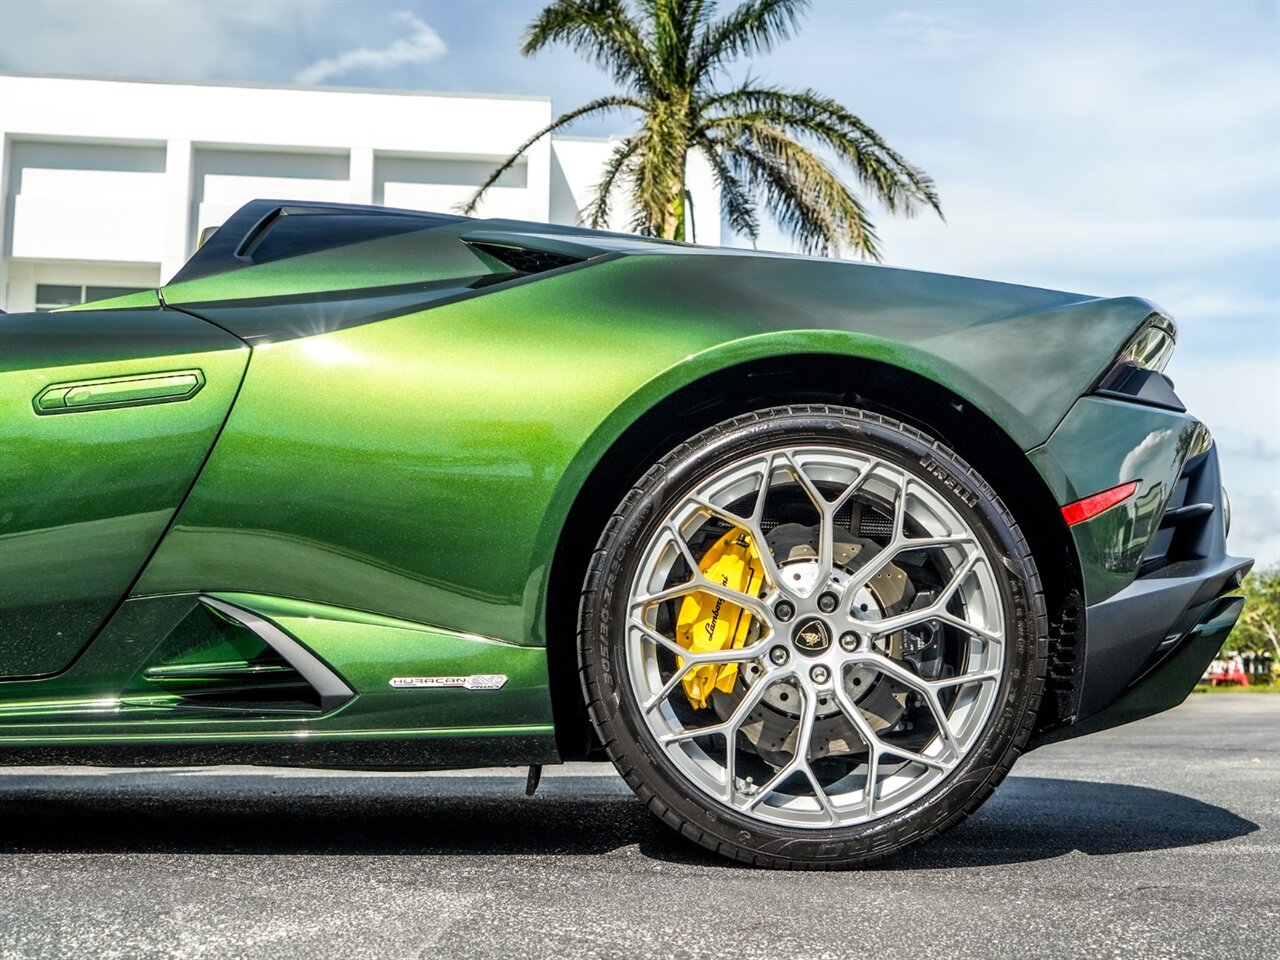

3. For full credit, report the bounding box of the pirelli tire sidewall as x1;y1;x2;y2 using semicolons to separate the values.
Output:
580;405;1047;866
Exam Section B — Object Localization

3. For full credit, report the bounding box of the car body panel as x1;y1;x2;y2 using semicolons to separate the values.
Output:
138;253;1155;655
0;591;552;756
0;199;1249;763
1028;396;1210;604
59;289;164;312
0;308;247;678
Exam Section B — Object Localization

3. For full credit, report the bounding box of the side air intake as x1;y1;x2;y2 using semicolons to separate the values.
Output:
128;596;352;715
466;241;584;275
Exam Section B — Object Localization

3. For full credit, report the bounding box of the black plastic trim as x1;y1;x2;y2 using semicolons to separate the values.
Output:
1030;444;1251;746
465;240;584;275
0;732;558;771
1095;363;1185;412
169;199;466;285
1160;502;1214;527
1032;595;1244;745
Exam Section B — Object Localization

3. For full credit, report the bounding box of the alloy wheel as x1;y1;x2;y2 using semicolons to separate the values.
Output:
624;445;1006;828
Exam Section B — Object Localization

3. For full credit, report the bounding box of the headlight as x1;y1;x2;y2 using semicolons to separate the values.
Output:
1120;315;1176;373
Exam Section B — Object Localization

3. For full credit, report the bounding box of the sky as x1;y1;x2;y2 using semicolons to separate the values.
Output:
1;0;1277;565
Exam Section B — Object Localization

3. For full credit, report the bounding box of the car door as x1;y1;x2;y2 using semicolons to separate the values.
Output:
0;306;248;677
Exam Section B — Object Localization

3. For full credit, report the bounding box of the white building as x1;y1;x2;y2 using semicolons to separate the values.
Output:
0;74;719;312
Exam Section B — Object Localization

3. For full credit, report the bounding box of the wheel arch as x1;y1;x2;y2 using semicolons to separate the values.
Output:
545;352;1084;759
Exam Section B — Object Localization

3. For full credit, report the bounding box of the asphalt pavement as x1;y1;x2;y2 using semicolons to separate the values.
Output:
0;693;1275;960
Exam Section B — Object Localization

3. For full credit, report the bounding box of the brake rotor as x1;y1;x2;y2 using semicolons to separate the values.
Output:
710;523;916;765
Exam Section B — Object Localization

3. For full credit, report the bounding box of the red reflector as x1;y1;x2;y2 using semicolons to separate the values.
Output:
1062;481;1140;526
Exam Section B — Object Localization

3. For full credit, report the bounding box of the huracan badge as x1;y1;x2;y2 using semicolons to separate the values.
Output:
389;675;509;691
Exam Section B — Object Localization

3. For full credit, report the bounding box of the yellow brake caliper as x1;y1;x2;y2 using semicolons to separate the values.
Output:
675;529;764;710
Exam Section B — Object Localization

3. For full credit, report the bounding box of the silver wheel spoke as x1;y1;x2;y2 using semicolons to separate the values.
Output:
746;453;787;592
803;764;840;825
742;684;817;813
776;452;873;592
625;441;1007;831
858;549;995;640
688;452;788;594
853;655;962;753
837;468;979;604
934;610;1004;644
836;469;910;600
632;523;773;619
780;452;834;583
931;668;1003;689
658;669;781;747
630;619;767;667
793;686;840;825
862;734;880;818
633;573;772;624
833;682;954;774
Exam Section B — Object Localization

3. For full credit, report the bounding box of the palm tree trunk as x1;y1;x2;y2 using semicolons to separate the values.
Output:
663;158;687;241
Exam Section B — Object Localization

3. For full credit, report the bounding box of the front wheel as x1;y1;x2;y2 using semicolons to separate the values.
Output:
578;405;1047;868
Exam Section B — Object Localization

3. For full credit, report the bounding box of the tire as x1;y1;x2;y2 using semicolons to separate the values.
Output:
578;404;1047;868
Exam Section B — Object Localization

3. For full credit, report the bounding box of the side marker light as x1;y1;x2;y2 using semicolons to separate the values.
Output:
1062;481;1140;526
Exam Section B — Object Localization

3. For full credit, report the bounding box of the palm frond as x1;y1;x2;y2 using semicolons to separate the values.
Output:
692;0;808;79
484;0;941;249
629;125;682;235
700;86;942;216
711;121;881;258
460;95;642;215
583;136;641;228
523;0;655;93
695;136;760;241
641;0;712;89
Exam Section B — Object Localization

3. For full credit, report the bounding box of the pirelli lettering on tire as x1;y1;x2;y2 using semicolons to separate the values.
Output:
919;454;979;507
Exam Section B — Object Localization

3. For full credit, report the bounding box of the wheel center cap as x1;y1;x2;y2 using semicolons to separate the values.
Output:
792;617;832;656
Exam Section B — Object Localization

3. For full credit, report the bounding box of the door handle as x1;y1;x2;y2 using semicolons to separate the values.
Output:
34;370;205;414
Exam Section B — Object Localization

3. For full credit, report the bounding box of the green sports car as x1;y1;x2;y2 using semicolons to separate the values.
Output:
0;200;1251;867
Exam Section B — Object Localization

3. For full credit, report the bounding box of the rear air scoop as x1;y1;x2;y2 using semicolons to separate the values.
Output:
168;199;466;287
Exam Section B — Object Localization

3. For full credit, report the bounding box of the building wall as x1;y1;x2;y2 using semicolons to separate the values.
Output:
0;74;719;312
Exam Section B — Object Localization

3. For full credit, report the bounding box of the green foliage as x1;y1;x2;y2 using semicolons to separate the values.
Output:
1228;567;1280;656
465;0;942;258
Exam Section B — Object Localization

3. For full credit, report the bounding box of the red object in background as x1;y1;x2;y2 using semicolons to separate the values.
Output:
1062;480;1140;526
1207;661;1250;687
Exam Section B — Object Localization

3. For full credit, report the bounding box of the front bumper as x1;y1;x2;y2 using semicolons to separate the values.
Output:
1031;443;1251;746
1034;592;1244;745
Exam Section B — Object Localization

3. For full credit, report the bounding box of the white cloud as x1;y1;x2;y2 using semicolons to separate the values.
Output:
1226;489;1280;569
0;0;337;82
294;11;445;86
885;10;989;60
873;183;1277;286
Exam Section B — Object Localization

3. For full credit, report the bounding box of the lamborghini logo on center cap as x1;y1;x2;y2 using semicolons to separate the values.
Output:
792;617;831;655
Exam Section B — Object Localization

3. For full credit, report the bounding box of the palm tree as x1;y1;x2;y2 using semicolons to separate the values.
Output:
463;0;942;259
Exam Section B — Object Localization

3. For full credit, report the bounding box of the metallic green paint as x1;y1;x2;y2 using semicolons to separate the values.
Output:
1029;396;1209;604
143;254;1159;656
211;592;552;729
0;310;247;678
0;592;550;758
173;241;1156;452
0;200;1238;763
58;289;164;312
